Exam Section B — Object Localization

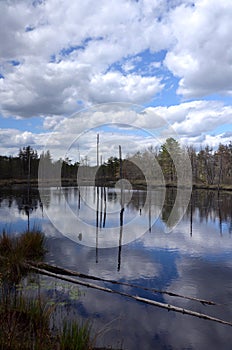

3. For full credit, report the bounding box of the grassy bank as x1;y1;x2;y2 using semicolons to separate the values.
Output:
0;230;119;350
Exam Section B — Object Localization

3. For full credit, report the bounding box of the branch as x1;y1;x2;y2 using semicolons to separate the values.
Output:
27;265;232;328
28;261;216;306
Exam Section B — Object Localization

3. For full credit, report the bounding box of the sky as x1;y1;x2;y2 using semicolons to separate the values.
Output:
0;0;232;163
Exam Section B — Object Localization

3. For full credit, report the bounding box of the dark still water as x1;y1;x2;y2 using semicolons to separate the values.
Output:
0;186;232;349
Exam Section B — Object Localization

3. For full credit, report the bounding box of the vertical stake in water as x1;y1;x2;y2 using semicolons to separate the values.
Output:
77;143;80;163
100;186;103;228
190;192;193;237
97;133;99;168
96;186;99;263
96;133;100;263
119;145;122;181
27;151;31;232
103;186;107;228
118;145;124;271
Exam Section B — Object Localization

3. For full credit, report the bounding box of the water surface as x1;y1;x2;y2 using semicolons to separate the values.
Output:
0;186;232;349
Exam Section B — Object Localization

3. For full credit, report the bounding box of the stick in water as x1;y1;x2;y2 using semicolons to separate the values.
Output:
28;265;232;328
28;261;216;306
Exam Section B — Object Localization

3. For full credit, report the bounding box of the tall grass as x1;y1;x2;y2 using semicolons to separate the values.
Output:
0;229;46;284
0;294;96;350
0;230;100;350
60;320;94;350
0;295;54;350
0;229;51;349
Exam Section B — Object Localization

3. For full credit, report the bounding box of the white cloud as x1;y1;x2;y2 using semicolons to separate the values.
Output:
0;127;49;156
15;131;35;145
1;0;232;116
149;101;232;144
0;101;231;158
0;0;231;156
89;72;163;103
43;115;65;130
165;0;232;97
0;0;173;118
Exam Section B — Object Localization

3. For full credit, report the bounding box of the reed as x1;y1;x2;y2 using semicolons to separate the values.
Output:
0;229;46;284
0;294;54;350
0;230;104;350
60;320;94;350
0;293;98;350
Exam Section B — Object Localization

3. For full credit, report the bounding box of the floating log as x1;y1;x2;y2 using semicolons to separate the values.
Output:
27;264;232;328
28;261;216;306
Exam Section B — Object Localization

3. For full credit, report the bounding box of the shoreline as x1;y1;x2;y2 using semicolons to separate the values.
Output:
0;178;231;192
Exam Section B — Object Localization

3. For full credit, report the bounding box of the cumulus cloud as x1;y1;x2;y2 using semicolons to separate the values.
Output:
0;127;48;156
149;100;232;146
0;0;172;118
0;101;231;158
88;72;163;104
165;0;232;97
0;0;231;156
1;0;232;114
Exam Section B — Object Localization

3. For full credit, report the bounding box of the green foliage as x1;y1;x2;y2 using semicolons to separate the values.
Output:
18;229;46;261
158;138;182;183
60;321;94;350
0;140;231;187
0;229;46;284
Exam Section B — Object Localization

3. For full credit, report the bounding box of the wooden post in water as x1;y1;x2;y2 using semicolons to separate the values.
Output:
78;190;81;211
96;186;99;263
103;187;107;228
97;133;99;168
100;186;103;228
118;145;124;271
118;207;124;271
217;191;222;236
148;189;151;233
119;145;122;180
27;152;31;232
190;192;193;237
95;134;100;262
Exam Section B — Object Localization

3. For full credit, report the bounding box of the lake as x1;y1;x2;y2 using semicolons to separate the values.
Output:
0;186;232;349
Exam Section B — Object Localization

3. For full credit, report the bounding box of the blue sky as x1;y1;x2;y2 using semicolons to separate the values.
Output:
0;0;231;160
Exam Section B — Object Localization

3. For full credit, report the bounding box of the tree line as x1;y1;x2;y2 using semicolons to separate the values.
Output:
97;138;232;188
0;146;79;182
0;139;231;188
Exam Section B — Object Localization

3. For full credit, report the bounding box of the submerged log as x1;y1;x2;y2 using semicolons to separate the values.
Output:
28;261;216;306
27;264;232;328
